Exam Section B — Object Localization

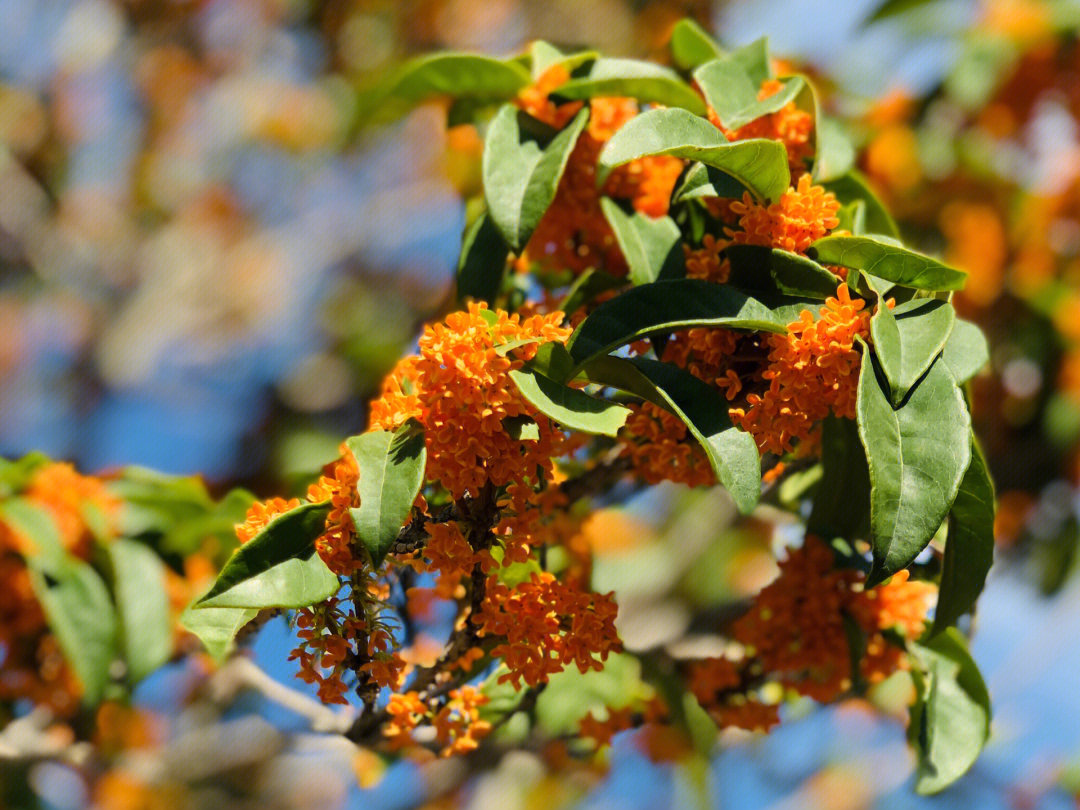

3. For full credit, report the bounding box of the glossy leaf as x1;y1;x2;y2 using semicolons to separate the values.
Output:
372;53;530;120
27;553;117;705
858;350;971;584
908;629;991;794
195;502;337;609
347;421;427;566
599;198;684;286
105;539;172;684
695;60;803;131
669;19;724;70
871;298;956;405
558;269;625;317
822;171;901;239
584;355;761;513
509;367;631;436
180;603;258;662
671;161;749;203
555;58;706;115
932;440;995;635
811;236;967;291
483;105;589;250
457;213;509;303
597;108;790;202
942;319;990;384
725;244;840;299
807;416;871;540
566;279;789;368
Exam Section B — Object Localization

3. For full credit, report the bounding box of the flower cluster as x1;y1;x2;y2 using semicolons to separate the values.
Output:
732;536;935;703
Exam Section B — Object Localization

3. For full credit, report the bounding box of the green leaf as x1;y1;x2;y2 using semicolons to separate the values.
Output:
555;58;706;115
195;502;337;609
483;105;589;250
584;355;761;513
836;200;867;235
822;171;900;239
600;198;684;286
180;603;258;662
811;236;967;291
0;497;66;569
694;60;803;131
725;245;841;298
932;440;995;635
369;53;530;121
857;350;971;584
27;553;117;705
871;298;956;405
0;451;50;497
457;213;509;303
807;416;871;540
813;117;856;182
347;421;427;567
529;41;598;80
502;414;541;441
669;19;724;70
908;628;991;794
160;486;252;559
566;278;789;368
598;108;790;202
509;366;631;437
105;539;172;684
727;37;773;86
867;0;937;23
942;319;990;385
558;269;625;317
671;162;749;203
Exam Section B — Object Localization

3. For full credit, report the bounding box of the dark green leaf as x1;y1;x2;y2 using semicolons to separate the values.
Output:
584;355;761;513
669;19;725;71
27;552;117;704
857;350;971;584
600;198;684;286
555;59;706;115
598;108;790;202
811;236;967;291
671;162;749;203
180;603;258;662
457;213;509;303
105;540;172;684
370;53;530;122
942;319;990;384
558;269;625;317
509;366;631;436
566;278;789;368
347;421;427;567
822;171;901;239
867;0;937;23
807;416;871;540
725;245;841;298
483;105;589;250
932;440;995;635
871;298;956;405
694;60;803;131
195;502;337;609
813;117;856;182
908;628;991;794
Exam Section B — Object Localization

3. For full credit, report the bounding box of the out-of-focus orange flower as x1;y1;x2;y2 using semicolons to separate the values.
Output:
941;201;1007;307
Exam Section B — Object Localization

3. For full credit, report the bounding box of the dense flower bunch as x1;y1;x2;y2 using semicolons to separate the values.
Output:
0;463;118;713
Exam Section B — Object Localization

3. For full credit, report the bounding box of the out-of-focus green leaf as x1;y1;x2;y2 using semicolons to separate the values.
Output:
558;269;625;317
600;199;684;286
932;440;995;635
0;452;50;497
823;171;901;239
528;40;598;80
105;539;172;684
347;421;427;567
483;105;589;250
584;355;761;513
194;502;337;609
598;108;790;202
813;117;857;182
555;58;706;114
0;497;66;568
908;629;991;794
811;236;967;291
669;19;725;70
857;350;971;584
871;298;956;405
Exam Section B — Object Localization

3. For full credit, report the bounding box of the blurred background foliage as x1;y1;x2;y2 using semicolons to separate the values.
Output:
6;0;1080;808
